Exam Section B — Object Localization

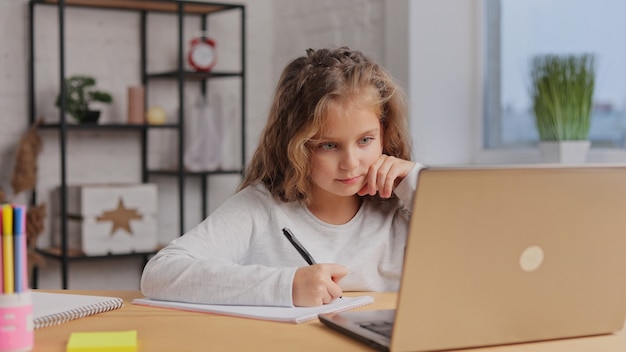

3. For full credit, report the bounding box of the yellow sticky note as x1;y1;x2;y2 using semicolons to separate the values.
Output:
67;330;137;352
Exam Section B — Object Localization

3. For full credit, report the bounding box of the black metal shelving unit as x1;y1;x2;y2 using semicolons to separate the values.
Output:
28;0;246;289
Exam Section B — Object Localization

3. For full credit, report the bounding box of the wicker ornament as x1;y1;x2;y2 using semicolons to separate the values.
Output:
11;119;43;196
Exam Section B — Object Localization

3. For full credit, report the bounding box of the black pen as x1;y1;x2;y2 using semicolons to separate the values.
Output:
282;227;317;265
282;227;342;299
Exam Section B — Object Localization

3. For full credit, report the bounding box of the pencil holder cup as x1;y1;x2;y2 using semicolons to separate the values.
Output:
0;291;33;352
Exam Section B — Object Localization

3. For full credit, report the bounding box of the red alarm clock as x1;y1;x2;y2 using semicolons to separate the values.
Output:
188;36;217;72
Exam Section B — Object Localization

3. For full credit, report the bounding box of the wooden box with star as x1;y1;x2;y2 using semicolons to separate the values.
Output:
51;183;159;255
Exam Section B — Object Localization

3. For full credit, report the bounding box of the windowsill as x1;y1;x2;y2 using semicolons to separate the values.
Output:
474;148;626;165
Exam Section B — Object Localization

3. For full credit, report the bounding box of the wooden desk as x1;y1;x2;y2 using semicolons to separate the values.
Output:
34;290;626;352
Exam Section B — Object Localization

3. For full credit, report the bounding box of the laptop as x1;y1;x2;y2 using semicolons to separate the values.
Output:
319;164;626;352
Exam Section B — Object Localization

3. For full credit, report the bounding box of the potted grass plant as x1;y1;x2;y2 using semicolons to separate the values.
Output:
530;54;595;163
55;75;113;124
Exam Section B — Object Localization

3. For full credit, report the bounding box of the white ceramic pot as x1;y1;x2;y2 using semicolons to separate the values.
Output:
538;140;591;164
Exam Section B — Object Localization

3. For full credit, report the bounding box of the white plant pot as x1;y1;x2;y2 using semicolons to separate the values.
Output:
538;140;591;164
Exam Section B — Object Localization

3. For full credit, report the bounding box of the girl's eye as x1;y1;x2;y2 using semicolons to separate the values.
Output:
359;137;373;145
319;142;336;150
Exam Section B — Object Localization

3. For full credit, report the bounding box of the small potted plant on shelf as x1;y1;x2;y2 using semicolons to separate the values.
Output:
55;75;113;124
529;54;595;163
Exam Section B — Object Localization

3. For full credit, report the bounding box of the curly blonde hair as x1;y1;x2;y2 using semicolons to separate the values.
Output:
240;47;411;204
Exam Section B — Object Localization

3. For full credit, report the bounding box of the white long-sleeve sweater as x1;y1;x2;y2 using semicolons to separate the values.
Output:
140;164;423;307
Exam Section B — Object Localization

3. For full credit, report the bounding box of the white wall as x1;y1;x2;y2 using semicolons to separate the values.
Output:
408;0;479;165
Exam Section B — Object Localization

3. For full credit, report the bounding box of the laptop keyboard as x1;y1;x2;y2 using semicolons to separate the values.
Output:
359;321;393;338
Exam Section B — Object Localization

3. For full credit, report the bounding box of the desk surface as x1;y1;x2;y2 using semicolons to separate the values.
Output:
35;290;626;352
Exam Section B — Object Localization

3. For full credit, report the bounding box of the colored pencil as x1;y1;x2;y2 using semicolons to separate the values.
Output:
13;205;27;292
2;204;14;293
0;205;3;293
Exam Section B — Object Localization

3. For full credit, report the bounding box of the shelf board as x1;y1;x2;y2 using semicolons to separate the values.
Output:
38;123;144;130
148;169;243;176
34;0;241;15
36;246;164;260
37;122;180;130
144;123;180;129
147;70;243;80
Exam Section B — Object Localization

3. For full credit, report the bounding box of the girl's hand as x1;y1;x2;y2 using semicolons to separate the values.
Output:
292;264;347;307
358;156;415;198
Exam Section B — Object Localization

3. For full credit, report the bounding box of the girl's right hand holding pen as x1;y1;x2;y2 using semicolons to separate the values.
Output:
292;264;348;307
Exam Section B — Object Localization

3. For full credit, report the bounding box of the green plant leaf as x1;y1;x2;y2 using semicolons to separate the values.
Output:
530;54;595;141
55;75;113;121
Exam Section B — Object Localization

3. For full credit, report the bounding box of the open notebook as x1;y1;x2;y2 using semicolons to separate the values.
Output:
33;292;124;329
132;295;373;324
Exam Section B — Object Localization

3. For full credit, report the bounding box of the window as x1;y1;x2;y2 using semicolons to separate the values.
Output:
484;0;626;149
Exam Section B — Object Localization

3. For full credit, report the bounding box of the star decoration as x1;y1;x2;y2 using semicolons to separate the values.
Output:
96;198;143;236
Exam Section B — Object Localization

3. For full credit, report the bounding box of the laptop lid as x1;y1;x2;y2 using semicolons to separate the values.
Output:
321;165;626;352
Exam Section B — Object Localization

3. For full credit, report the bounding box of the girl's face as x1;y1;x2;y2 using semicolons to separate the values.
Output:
309;103;383;202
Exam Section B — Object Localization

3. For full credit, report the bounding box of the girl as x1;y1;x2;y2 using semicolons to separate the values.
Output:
140;47;424;307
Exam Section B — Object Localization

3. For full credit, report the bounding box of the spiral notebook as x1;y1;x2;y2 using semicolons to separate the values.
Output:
33;292;124;329
132;295;374;324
